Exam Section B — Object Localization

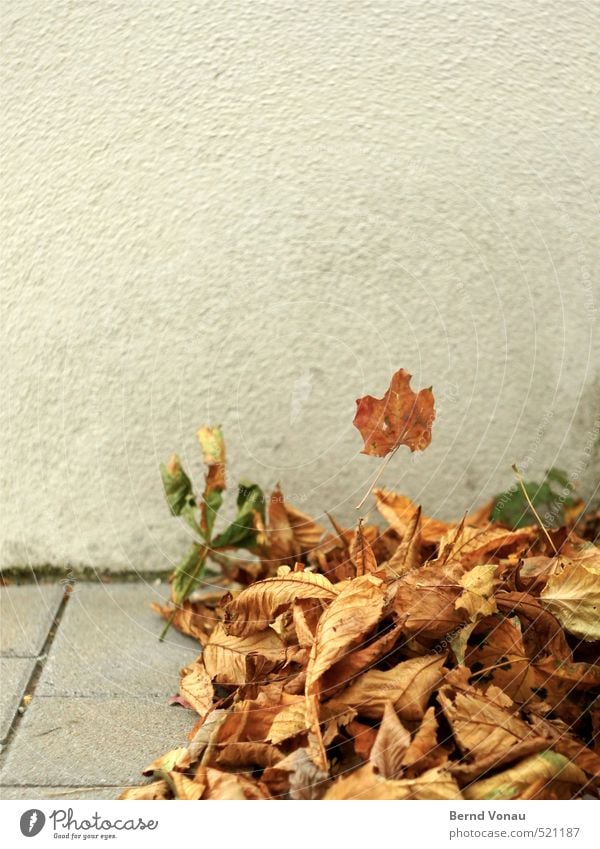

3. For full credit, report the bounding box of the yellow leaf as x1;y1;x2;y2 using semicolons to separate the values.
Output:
540;562;600;641
455;564;498;621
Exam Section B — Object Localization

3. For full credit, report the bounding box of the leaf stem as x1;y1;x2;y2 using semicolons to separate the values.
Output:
511;464;558;555
356;445;399;510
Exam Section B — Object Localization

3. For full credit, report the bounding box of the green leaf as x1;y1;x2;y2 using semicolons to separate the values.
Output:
212;480;265;550
160;454;201;535
545;467;572;490
171;543;206;605
490;467;576;530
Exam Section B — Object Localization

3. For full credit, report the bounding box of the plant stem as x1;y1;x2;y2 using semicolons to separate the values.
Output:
159;547;207;642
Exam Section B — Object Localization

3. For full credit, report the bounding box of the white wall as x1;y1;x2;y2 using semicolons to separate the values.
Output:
2;0;598;571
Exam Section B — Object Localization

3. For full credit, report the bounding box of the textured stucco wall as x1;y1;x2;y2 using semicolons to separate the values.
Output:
2;0;599;571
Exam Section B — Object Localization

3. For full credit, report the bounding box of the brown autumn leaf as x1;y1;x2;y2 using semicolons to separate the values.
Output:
306;574;389;701
201;767;271;800
324;654;446;722
324;764;462;800
223;570;338;637
262;748;330;800
353;368;435;457
150;597;224;645
169;771;206;800
439;525;535;567
374;489;451;545
370;701;411;778
464;615;532;702
321;619;404;695
305;574;390;767
349;521;378;576
401;706;447;776
179;660;214;719
202;622;287;685
267;484;325;562
393;581;465;641
119;780;171;800
495;592;572;661
438;680;549;769
388;505;422;574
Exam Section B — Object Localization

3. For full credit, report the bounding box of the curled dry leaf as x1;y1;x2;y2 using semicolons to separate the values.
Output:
438;680;549;770
202;622;286;685
223;571;338;637
305;574;390;766
349;521;378;576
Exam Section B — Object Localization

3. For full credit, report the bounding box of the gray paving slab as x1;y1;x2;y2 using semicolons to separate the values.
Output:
36;584;199;697
0;696;195;786
0;657;36;741
0;585;64;657
0;785;126;800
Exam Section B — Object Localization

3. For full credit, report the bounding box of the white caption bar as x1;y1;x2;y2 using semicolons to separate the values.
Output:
0;799;597;848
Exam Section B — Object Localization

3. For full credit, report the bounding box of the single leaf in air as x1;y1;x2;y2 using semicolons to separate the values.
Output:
540;561;600;641
353;368;435;458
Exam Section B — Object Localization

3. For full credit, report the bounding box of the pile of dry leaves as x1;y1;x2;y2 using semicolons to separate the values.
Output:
121;370;599;801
